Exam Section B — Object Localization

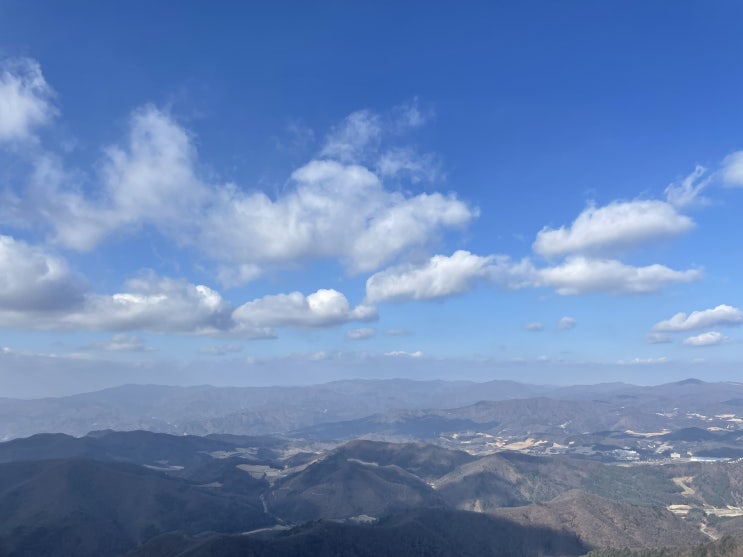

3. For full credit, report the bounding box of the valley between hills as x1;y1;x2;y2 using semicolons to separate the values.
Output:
5;378;743;555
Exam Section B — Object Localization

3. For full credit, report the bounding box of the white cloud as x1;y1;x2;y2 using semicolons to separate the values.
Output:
320;109;382;163
346;327;376;340
232;288;376;329
216;264;263;288
349;191;474;272
44;106;207;251
664;165;710;208
0;269;256;336
682;331;729;347
486;256;539;290
390;97;431;130
621;356;670;365
204;161;473;275
533;200;694;258
721;151;743;187
364;249;700;302
7;95;475;278
0;236;242;334
385;328;412;336
0;58;55;142
0;235;85;312
651;304;743;332
1;261;374;337
557;316;576;331
524;322;544;332
365;250;494;303
385;350;423;358
376;147;441;183
203;160;475;274
65;273;236;334
319;100;431;165
535;256;701;295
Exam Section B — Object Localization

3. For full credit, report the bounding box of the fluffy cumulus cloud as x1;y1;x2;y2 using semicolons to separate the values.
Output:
524;322;544;332
33;106;207;251
13;100;473;277
0;235;85;312
365;250;701;302
533;200;694;258
232;288;376;329
652;304;743;333
535;256;700;295
0;237;232;333
721;151;743;187
365;250;495;303
557;316;576;331
203;160;474;274
0;237;372;337
0;58;55;142
0;58;721;345
64;274;236;334
682;331;729;347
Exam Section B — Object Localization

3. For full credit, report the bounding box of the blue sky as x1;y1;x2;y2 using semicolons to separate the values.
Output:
2;1;743;396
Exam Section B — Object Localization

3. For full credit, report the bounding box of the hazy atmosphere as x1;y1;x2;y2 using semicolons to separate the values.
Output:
2;2;743;397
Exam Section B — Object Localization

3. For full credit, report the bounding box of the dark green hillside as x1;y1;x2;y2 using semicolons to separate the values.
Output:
128;508;590;557
437;453;600;510
493;490;706;550
329;439;476;479
265;451;444;522
0;429;243;467
0;459;273;557
587;536;743;557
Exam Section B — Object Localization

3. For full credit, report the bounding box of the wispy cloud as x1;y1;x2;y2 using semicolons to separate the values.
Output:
94;334;156;352
385;350;423;358
0;58;56;142
721;151;743;188
385;328;412;336
664;165;710;208
646;332;672;344
346;327;376;340
200;344;244;355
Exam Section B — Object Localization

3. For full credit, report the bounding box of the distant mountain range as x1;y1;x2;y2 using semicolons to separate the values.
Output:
3;378;743;441
5;379;743;555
